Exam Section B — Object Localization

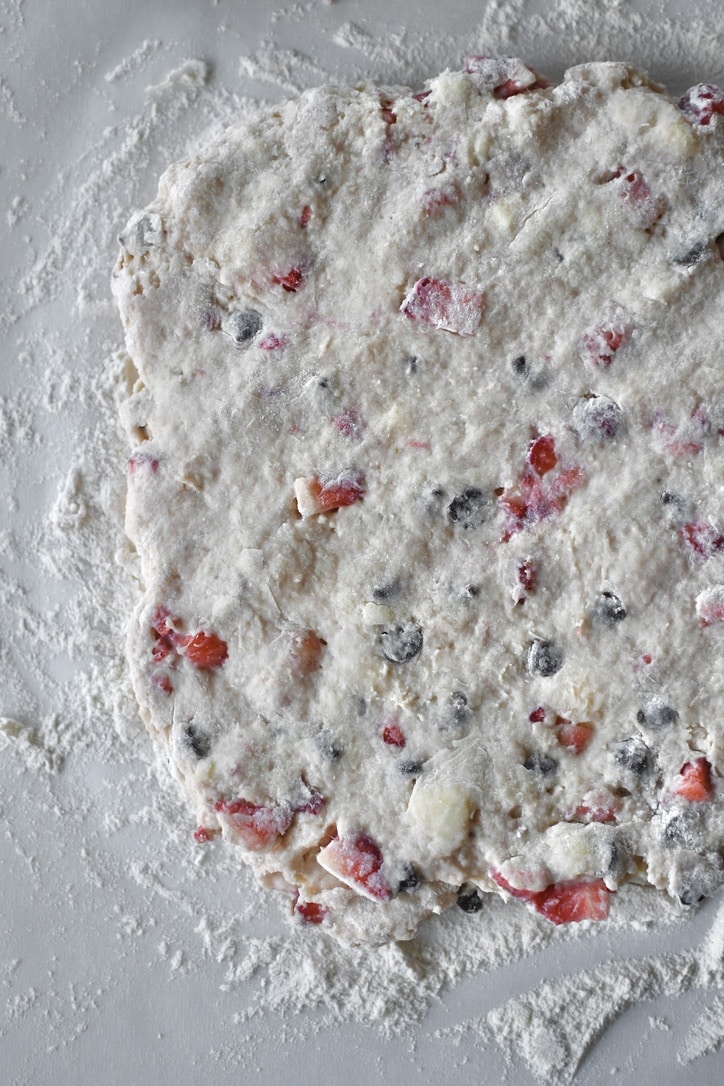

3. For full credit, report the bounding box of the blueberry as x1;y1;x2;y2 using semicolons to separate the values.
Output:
183;724;211;760
671;242;708;267
594;591;627;625
447;488;491;529
405;354;419;374
512;355;529;379
379;621;423;663
463;583;480;599
372;581;399;600
678;885;706;906
456;886;484;913
527;639;564;677
398;759;424;777
636;697;679;731
317;733;343;761
615;737;653;776
661;808;700;848
571;395;624;441
398;864;421;893
523;751;559;776
222;308;263;347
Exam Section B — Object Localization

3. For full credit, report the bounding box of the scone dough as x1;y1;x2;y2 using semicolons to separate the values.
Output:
113;61;724;943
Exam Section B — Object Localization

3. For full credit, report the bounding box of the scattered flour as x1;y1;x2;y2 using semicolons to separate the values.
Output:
1;1;723;1082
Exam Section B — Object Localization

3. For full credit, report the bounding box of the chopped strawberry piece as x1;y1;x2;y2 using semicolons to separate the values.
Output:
295;471;366;517
574;790;620;824
214;798;293;850
580;317;630;367
319;831;392;901
128;452;159;475
422;184;460;214
557;720;594;755
150;672;173;695
332;407;365;440
412;89;431;103
533;879;611;924
696;585;724;626
295;787;326;815
299;204;311;227
256;333;288;350
672;758;714;802
517;558;538;594
295;900;328;925
527;435;557;476
609;167;666;228
679;83;724;126
193;826;213;843
381;722;406;748
400;276;484;336
177;630;228;670
150;606;175;638
491;868;611;923
290;629;326;676
463;56;549;97
679;521;724;559
380;97;397;125
272;266;303;292
529;706;546;723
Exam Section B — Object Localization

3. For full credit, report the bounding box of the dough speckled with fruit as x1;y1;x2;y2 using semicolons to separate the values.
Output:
112;60;723;943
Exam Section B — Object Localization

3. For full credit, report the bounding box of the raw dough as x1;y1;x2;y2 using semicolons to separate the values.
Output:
113;60;724;943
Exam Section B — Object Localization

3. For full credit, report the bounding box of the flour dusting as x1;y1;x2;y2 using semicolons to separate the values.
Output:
2;1;723;1082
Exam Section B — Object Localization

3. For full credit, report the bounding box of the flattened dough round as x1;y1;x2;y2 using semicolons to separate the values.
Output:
113;61;724;943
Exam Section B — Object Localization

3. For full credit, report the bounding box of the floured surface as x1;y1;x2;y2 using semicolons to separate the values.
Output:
2;0;724;1083
113;61;723;944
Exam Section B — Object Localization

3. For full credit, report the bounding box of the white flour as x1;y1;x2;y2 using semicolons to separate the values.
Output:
1;1;723;1082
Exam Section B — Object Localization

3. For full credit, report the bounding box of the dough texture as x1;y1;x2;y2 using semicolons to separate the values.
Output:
113;61;724;943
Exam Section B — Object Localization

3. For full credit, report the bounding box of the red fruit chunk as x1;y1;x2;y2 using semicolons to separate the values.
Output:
295;787;326;816
256;333;287;351
529;706;546;723
696;586;724;627
680;521;724;560
380;97;397;125
517;558;538;594
150;672;173;695
610;168;666;228
672;758;714;802
128;452;159;476
272;267;303;292
533;879;611;924
574;792;620;824
332;407;365;440
381;722;406;748
491;868;611;923
321;831;392;901
400;276;484;336
422;184;460;214
214;798;293;851
295;900;328;925
527;435;557;476
193;826;213;843
557;720;594;755
463;56;549;97
290;629;326;677
679;83;724;126
580;320;629;368
306;471;364;512
299;204;311;227
177;630;228;670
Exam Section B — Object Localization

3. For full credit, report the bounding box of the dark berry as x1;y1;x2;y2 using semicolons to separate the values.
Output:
661;809;700;849
512;355;529;378
594;591;627;625
571;395;624;441
614;737;653;776
379;621;423;663
661;491;684;507
671;242;709;267
447;488;491;529
183;724;211;760
527;639;564;677
456;886;484;913
523;751;559;776
398;759;424;777
222;308;263;346
398;864;421;892
678;885;706;906
317;733;343;761
373;581;399;600
405;355;419;374
463;583;480;599
636;698;679;731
